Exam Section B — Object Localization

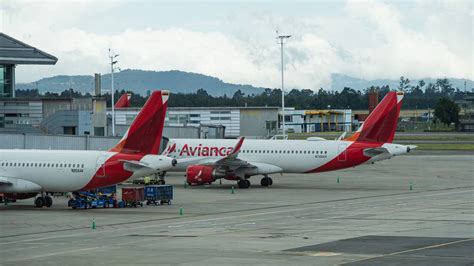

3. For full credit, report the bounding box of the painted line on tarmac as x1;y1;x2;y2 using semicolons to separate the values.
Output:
5;238;157;262
1;188;472;246
342;238;474;265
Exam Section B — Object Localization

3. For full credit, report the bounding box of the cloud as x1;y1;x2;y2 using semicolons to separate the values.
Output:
2;0;472;91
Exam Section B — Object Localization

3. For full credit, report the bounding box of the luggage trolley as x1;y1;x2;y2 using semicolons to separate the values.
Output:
145;185;173;205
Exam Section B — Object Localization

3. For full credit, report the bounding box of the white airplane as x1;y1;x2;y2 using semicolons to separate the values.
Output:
0;90;176;207
163;91;415;188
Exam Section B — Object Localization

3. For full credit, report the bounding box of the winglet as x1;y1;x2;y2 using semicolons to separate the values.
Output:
228;137;245;158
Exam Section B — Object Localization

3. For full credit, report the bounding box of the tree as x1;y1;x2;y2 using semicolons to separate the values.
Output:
434;98;460;127
398;76;411;92
436;78;455;96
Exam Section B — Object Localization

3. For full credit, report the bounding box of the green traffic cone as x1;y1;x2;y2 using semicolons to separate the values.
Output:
184;181;188;189
409;182;413;191
92;218;96;230
179;207;184;216
337;177;340;183
231;186;235;194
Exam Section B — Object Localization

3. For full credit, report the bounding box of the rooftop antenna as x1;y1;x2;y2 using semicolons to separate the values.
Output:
276;31;291;137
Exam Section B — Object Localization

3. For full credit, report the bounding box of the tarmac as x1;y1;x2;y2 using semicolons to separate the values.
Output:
1;152;473;265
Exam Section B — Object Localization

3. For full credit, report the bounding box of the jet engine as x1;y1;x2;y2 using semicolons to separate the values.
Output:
186;165;226;185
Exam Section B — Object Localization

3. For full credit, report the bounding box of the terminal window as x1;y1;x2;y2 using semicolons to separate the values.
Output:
0;65;13;98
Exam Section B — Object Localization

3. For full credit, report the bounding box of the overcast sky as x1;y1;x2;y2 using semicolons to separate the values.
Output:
1;0;473;90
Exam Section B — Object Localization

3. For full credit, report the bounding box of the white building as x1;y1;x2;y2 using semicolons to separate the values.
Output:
110;106;279;139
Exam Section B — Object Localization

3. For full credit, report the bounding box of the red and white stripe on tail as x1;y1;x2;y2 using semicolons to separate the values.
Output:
110;90;169;155
345;91;403;143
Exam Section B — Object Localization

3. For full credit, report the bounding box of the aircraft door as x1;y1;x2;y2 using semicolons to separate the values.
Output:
96;155;108;177
338;144;347;161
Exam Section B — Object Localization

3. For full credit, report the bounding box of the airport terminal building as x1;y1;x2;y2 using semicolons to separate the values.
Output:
0;33;57;132
110;106;280;139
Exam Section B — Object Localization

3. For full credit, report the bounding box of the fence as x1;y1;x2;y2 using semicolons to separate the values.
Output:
0;133;121;150
0;126;202;150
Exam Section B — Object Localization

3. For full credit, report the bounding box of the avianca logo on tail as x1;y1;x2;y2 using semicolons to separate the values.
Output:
166;143;235;157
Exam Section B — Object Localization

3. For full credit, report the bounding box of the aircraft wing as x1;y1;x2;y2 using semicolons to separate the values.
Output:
175;137;248;167
120;160;152;172
0;176;42;192
176;137;282;175
0;176;13;185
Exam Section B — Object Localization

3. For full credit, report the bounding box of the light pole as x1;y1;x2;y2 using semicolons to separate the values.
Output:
109;49;119;136
277;34;291;137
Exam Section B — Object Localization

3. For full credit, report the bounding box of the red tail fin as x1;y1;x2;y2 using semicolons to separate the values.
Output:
110;90;169;154
115;93;131;108
346;91;403;143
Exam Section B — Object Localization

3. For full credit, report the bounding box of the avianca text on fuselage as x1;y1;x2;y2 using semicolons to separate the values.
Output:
168;143;235;157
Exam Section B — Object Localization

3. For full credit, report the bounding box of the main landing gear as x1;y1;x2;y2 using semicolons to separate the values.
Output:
35;193;53;208
260;176;273;187
237;179;251;189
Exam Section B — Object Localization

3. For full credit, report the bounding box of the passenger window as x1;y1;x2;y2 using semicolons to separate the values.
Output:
68;164;71;168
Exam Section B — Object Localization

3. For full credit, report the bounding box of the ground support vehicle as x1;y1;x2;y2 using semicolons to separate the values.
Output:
68;191;115;209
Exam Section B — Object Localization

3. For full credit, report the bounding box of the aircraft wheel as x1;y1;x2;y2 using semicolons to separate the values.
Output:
44;196;53;207
238;179;250;189
260;177;272;187
34;197;45;208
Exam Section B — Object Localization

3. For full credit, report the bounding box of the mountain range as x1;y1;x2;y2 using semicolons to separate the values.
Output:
16;69;473;96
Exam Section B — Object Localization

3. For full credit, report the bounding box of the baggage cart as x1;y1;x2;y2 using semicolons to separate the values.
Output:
145;185;173;205
121;187;145;207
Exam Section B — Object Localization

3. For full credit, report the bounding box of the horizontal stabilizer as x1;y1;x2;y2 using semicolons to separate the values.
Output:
363;147;389;157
